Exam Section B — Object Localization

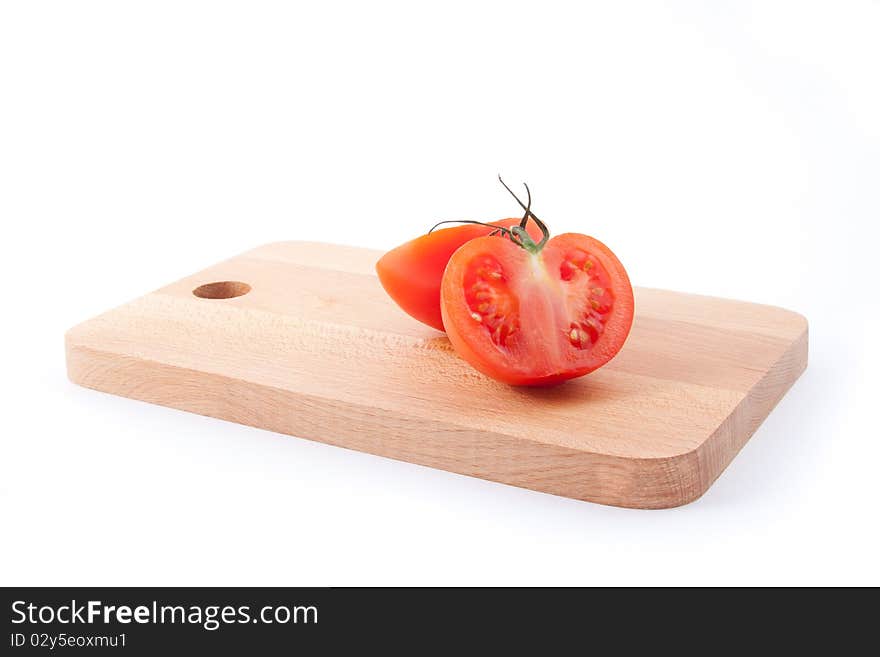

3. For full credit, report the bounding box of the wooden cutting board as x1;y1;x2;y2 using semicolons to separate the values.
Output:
65;241;807;509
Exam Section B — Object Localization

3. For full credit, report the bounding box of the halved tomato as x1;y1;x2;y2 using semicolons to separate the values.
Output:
376;218;542;331
440;232;634;386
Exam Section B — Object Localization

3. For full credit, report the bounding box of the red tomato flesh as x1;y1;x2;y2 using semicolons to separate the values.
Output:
440;233;634;385
376;218;542;331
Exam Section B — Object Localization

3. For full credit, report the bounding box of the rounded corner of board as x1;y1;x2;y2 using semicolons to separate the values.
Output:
64;329;96;388
786;308;809;337
638;450;710;510
770;305;809;344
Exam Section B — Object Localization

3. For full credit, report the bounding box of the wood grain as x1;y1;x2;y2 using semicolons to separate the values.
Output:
65;241;808;509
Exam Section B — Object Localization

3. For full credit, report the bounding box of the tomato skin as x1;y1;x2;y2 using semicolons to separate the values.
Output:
440;233;634;386
376;219;541;331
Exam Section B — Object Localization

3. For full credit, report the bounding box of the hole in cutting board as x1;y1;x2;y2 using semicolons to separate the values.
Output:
192;281;251;299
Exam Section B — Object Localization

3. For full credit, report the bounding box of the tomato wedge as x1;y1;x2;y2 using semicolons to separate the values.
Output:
376;218;542;331
440;232;634;386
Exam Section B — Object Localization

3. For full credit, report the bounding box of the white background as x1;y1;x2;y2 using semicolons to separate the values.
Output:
1;1;877;585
